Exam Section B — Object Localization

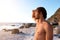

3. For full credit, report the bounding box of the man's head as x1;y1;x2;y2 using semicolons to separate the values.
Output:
32;7;47;20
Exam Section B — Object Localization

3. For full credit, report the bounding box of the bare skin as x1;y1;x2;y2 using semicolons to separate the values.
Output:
32;9;53;40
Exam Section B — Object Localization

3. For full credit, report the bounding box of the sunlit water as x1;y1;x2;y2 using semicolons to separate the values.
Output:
0;24;22;30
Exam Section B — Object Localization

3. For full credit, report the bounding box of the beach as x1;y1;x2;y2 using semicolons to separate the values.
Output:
0;27;60;40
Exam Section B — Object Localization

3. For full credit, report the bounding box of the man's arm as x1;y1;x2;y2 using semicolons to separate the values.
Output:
44;23;53;40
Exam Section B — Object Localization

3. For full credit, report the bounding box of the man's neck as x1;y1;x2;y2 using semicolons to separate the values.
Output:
35;18;45;24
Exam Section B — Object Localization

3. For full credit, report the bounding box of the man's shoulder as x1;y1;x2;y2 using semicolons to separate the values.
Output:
43;21;51;26
43;21;52;28
43;21;53;31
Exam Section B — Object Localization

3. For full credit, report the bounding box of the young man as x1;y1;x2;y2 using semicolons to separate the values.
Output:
32;7;53;40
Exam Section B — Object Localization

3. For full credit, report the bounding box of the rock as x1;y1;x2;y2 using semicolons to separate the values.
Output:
20;26;24;28
54;26;60;34
20;23;36;28
3;29;12;32
58;35;60;38
11;29;19;34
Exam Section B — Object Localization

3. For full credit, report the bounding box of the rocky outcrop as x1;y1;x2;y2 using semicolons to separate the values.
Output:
54;26;60;34
20;23;36;28
11;29;19;34
47;8;60;23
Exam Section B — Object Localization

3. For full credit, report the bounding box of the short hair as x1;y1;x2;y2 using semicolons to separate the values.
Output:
36;7;47;19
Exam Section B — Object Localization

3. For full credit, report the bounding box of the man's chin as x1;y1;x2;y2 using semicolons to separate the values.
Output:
35;18;40;19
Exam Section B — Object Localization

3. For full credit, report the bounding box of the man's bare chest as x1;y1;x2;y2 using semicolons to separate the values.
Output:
35;24;45;34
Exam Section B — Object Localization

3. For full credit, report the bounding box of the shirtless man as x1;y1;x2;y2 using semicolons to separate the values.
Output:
32;7;53;40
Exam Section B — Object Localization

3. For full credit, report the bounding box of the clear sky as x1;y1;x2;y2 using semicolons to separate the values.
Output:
0;0;60;23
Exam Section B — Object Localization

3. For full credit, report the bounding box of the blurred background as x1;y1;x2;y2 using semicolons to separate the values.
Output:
0;0;60;40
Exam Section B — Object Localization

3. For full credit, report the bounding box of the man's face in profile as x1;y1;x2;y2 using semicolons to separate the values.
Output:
32;10;41;19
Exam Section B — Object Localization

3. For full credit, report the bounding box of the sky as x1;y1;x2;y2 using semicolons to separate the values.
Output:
0;0;60;23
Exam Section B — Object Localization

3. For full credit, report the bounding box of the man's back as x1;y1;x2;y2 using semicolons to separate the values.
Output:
34;21;53;40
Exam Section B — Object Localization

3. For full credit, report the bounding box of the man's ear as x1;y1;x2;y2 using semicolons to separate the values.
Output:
40;12;43;17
